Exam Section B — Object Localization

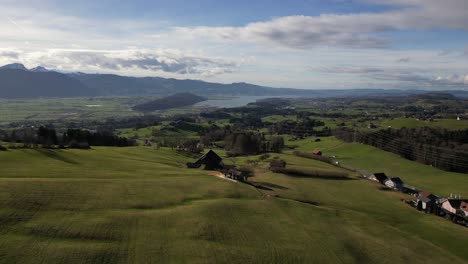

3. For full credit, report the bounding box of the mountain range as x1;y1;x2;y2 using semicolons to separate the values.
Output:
1;63;468;99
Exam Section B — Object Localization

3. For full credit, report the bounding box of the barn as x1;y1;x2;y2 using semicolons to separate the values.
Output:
188;150;223;170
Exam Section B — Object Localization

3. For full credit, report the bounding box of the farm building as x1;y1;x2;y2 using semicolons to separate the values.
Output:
461;201;468;217
441;199;468;216
223;168;246;182
312;149;322;156
368;173;389;184
187;150;223;170
384;177;404;190
416;191;439;213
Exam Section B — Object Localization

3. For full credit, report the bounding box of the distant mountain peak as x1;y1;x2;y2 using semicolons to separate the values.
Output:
0;63;28;71
30;66;50;72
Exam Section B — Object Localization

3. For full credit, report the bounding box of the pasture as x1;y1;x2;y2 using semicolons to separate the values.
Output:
0;146;467;263
379;117;468;130
288;137;468;197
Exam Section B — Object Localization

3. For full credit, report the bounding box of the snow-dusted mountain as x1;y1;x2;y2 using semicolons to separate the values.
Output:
0;63;28;71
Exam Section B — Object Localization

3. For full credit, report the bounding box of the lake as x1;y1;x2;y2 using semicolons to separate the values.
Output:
194;96;290;108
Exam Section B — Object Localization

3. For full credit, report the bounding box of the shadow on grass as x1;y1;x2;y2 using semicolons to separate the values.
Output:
34;149;80;165
277;196;320;206
251;181;289;190
271;167;354;181
284;174;355;181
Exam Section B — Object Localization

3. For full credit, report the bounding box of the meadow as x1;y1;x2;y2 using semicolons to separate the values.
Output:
379;117;468;130
287;137;468;197
0;146;467;263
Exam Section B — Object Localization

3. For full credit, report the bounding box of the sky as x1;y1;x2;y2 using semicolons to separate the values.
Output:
0;0;467;90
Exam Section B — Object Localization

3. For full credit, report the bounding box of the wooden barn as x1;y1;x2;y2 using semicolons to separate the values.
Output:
188;150;223;170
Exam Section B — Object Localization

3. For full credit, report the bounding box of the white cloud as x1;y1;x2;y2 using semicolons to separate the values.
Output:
170;0;468;49
396;57;411;63
316;65;384;74
0;1;467;89
0;49;237;77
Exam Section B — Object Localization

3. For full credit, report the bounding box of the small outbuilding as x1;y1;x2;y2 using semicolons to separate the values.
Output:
223;168;246;181
312;149;322;156
368;173;389;184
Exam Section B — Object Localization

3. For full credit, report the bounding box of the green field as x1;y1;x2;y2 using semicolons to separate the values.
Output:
286;137;468;197
379;117;468;130
0;146;467;263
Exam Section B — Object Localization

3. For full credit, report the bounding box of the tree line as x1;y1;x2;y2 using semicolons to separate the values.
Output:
334;127;468;173
0;127;136;149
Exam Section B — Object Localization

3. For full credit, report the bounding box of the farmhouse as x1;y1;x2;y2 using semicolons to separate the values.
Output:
223;168;246;181
384;177;404;190
368;173;389;184
441;199;468;216
187;150;223;170
312;149;322;156
416;191;439;213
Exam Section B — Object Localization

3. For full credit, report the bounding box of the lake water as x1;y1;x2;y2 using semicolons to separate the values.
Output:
194;96;289;108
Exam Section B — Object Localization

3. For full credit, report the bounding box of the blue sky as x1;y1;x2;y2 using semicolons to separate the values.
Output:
0;0;467;89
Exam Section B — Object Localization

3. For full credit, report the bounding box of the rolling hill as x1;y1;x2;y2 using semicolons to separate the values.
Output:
133;93;207;112
0;146;466;263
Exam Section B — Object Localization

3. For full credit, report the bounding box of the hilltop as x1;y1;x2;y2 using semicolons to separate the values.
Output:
133;93;207;112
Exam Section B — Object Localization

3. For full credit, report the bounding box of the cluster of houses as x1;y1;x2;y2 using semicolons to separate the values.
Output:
367;172;468;227
186;150;247;182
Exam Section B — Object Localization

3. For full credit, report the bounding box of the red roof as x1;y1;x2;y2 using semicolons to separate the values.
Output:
312;149;321;154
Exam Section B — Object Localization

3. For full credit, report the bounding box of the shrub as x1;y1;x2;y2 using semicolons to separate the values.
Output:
0;145;7;151
270;159;287;169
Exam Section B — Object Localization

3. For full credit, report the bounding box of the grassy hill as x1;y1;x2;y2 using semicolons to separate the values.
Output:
287;137;468;197
0;147;467;263
132;93;207;112
380;117;468;130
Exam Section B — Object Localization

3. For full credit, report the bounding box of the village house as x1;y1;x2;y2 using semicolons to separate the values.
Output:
368;173;389;184
384;177;404;190
312;149;322;156
223;168;246;182
441;199;468;217
416;191;439;213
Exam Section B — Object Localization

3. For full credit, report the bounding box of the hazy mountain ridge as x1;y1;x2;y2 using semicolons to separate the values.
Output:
0;64;97;98
1;63;468;98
